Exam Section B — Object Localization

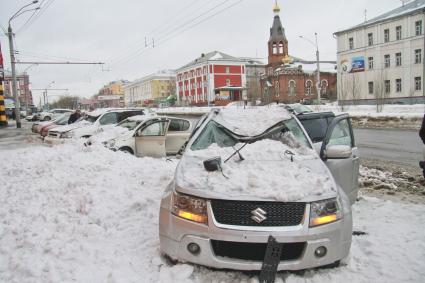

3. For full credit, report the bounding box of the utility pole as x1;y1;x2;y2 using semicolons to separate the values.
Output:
0;42;7;127
315;32;321;105
8;25;21;128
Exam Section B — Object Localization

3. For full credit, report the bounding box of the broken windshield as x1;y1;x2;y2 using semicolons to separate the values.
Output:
190;118;311;151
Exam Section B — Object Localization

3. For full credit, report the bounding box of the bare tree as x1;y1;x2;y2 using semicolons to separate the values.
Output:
349;73;361;105
337;74;350;111
373;70;388;113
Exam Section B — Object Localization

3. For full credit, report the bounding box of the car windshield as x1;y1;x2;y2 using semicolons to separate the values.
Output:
300;117;334;143
116;119;143;130
83;115;99;123
190;118;311;151
53;114;70;124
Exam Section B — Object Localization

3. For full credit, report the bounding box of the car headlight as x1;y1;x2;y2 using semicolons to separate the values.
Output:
172;191;208;224
60;131;73;139
309;198;342;227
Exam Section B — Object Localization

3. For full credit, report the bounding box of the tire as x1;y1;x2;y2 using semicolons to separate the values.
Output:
43;116;51;121
119;147;134;155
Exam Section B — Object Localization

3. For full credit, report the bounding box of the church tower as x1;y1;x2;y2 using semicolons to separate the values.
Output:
268;1;288;65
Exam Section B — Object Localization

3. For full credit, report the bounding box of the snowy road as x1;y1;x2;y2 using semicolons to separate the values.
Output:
1;142;425;282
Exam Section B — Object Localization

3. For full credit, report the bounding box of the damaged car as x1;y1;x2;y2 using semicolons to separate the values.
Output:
159;107;359;271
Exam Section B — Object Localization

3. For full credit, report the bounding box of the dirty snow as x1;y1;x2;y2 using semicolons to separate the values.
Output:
176;139;336;202
1;142;425;282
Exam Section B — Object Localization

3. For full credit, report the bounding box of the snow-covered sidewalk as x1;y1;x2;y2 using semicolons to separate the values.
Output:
1;142;424;282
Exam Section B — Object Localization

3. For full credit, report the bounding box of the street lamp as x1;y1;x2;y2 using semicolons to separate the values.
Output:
44;81;55;109
8;0;40;128
299;33;321;104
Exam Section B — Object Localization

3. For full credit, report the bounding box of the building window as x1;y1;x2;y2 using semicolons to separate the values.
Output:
384;29;390;43
305;80;313;95
368;81;374;94
416;20;422;36
320;80;328;95
278;42;284;54
415;49;422;64
384;80;391;93
288;80;296;96
272;42;277;54
368;57;374;69
395;79;402;92
368;33;373;46
225;67;230;74
415;77;422;91
384;54;390;68
348;37;354;50
395;52;402;66
226;79;230;86
396;26;402;40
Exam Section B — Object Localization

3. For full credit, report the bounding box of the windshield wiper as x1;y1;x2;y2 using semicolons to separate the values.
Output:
224;142;248;163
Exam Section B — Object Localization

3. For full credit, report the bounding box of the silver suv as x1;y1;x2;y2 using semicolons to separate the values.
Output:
159;107;359;271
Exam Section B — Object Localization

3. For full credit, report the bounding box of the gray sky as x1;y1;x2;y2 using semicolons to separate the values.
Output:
1;0;403;104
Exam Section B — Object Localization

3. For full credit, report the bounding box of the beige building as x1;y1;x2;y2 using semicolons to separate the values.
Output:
96;80;127;107
123;70;176;106
335;0;425;105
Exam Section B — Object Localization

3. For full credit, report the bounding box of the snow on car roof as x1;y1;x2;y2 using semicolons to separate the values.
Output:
212;107;292;136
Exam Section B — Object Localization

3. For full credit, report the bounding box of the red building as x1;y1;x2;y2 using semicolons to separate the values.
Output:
3;71;33;107
260;2;337;104
176;51;247;106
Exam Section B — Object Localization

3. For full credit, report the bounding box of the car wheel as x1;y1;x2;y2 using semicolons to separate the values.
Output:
119;147;134;155
43;116;51;121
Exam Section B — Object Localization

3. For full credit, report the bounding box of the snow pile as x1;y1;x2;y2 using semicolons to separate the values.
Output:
87;125;131;145
1;141;425;282
315;104;424;118
213;107;291;136
176;139;336;202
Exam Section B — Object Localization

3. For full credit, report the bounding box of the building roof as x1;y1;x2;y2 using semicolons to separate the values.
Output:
269;14;287;43
178;51;242;70
123;70;176;89
335;0;425;34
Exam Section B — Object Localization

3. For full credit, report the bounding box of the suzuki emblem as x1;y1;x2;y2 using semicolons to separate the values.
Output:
251;208;267;223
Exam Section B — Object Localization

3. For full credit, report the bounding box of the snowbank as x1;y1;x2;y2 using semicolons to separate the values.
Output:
1;142;425;282
314;104;424;118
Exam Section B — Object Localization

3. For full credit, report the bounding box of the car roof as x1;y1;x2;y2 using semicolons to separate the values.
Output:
296;111;336;120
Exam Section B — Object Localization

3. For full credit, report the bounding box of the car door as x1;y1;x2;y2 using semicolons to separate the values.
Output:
135;119;170;158
165;118;192;155
320;114;360;205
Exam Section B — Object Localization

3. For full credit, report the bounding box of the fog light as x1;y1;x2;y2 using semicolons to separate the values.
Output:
314;246;327;258
187;243;200;255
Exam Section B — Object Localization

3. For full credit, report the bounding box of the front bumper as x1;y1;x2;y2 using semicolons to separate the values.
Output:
44;136;67;145
159;197;352;271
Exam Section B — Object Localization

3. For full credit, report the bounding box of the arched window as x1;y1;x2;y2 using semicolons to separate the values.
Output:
305;80;313;96
288;80;296;96
321;80;328;95
275;81;280;97
278;42;284;54
272;42;277;54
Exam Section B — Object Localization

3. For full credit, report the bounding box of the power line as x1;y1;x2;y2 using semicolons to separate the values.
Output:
17;0;55;34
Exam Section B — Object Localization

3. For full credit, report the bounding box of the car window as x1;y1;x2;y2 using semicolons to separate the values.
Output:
140;121;168;136
191;118;311;151
169;119;190;131
300;117;333;143
328;119;352;147
118;110;144;122
99;113;119;125
117;119;142;130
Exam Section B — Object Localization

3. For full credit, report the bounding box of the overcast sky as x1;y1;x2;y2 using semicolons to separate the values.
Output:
1;0;404;104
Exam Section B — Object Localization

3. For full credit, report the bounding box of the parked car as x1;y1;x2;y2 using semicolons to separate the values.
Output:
26;113;41;121
44;108;148;144
276;103;313;115
39;109;73;121
39;113;72;137
100;115;193;157
159;107;359;271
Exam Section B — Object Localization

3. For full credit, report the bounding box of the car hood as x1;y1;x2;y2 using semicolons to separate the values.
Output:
89;126;133;144
50;121;92;133
175;139;337;202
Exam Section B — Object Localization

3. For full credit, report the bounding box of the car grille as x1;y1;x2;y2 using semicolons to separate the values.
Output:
211;240;306;261
210;200;305;227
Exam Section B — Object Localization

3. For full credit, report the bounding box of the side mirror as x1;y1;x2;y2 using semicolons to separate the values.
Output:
203;157;222;172
324;145;352;159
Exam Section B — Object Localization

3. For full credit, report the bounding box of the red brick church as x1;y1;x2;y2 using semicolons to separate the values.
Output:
260;1;337;104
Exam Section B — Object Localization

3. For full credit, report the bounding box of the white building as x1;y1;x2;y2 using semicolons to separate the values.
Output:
334;0;425;105
123;70;176;107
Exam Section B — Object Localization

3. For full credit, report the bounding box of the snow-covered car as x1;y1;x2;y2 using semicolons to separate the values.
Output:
159;107;359;271
39;109;73;121
39;113;72;137
44;108;147;144
100;115;193;157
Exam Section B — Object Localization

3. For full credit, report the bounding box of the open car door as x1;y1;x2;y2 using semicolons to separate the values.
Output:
320;114;360;205
135;118;170;158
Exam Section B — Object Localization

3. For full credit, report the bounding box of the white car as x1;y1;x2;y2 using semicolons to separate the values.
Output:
39;109;73;121
44;108;148;144
102;115;194;157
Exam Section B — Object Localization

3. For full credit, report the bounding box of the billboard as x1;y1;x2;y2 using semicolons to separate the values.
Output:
341;56;365;73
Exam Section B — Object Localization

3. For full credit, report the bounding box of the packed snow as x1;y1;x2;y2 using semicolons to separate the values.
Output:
1;142;425;282
176;140;336;202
